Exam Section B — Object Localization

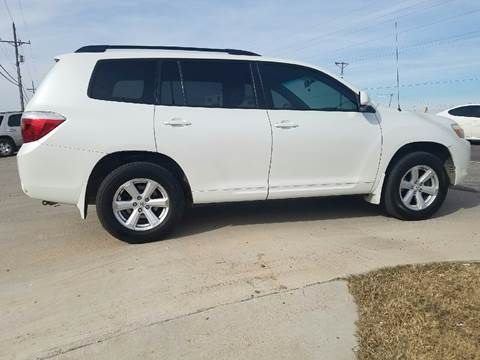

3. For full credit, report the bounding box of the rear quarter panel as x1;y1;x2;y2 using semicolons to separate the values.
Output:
19;54;156;206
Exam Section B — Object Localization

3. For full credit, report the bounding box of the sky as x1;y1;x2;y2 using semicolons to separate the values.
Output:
0;0;479;112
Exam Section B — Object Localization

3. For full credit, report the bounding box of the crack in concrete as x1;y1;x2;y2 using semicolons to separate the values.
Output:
36;277;345;359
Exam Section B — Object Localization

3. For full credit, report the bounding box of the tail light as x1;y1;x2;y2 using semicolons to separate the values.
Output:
21;112;65;143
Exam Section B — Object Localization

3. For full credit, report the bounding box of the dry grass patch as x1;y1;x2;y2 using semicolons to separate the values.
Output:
348;262;480;360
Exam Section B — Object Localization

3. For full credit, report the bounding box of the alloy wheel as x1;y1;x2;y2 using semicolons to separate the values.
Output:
112;178;170;231
0;141;13;156
399;165;439;211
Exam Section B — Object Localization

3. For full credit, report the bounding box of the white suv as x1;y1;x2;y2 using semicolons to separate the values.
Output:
0;112;23;157
17;45;470;243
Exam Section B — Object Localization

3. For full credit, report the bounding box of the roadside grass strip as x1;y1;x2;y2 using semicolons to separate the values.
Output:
348;262;480;360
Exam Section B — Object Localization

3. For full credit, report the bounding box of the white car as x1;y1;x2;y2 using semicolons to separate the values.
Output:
0;112;23;157
17;45;470;243
437;105;480;141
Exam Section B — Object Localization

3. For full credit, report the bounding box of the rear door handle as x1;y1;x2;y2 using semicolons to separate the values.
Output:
274;120;299;129
164;118;191;127
7;129;16;133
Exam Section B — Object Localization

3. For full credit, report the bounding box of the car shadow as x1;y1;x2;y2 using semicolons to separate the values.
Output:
172;191;480;239
172;195;377;238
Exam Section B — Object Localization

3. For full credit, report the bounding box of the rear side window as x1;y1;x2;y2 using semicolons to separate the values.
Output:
89;59;156;104
449;105;480;118
0;115;3;126
179;60;256;109
7;114;21;127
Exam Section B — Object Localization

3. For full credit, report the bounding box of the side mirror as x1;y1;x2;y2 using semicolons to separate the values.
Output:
359;91;375;113
359;91;371;106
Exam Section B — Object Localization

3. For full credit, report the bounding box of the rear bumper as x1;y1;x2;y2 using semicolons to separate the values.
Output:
449;139;471;185
17;141;103;212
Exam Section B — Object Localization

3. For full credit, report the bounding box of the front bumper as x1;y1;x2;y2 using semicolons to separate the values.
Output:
449;139;471;185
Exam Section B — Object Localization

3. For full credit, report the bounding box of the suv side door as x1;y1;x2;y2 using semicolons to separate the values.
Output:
6;113;23;147
153;59;272;203
258;61;382;199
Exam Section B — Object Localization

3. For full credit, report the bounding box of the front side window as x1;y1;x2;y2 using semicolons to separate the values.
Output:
7;114;21;127
0;115;3;126
89;59;156;104
259;62;358;111
179;60;256;109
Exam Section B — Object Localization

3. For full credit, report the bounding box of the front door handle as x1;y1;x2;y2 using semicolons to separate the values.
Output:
274;120;299;129
164;118;192;127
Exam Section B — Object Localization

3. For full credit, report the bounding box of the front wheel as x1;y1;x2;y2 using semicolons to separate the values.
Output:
96;162;185;243
382;152;449;220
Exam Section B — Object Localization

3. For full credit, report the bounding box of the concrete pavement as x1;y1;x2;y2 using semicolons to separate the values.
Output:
1;154;479;359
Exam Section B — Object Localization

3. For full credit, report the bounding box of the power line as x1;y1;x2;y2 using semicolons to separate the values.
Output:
364;76;480;91
16;0;37;82
317;7;480;58
339;29;480;65
2;0;14;22
0;63;16;81
268;0;453;56
0;68;17;86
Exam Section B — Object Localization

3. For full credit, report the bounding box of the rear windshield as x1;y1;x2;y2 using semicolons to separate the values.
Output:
88;59;156;104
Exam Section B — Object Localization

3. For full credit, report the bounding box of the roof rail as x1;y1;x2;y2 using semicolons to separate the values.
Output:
75;45;261;56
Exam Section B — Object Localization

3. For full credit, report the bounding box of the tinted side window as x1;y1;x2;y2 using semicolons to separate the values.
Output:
259;62;358;111
180;60;256;108
158;61;184;106
474;106;480;117
8;114;21;127
0;115;3;126
89;59;156;104
448;106;480;117
449;107;469;117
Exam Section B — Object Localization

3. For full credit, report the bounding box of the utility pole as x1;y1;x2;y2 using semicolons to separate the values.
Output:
0;22;31;111
27;80;36;94
335;61;349;78
394;21;401;112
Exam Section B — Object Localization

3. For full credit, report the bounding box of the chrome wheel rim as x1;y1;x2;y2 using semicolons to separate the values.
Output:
399;165;439;211
0;142;12;156
113;178;169;231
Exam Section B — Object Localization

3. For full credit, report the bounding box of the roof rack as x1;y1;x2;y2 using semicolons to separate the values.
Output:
75;45;261;56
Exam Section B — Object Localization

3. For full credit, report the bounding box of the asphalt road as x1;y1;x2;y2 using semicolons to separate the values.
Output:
1;155;479;360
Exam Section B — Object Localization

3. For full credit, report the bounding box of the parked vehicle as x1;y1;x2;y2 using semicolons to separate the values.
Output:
437;105;480;141
0;111;23;157
17;45;471;243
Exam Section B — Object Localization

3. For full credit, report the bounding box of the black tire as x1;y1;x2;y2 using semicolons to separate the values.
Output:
382;152;449;220
96;162;185;243
0;138;15;157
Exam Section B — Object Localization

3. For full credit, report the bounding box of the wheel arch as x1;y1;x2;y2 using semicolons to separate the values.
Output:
0;135;15;143
84;151;193;216
366;141;454;205
384;142;454;184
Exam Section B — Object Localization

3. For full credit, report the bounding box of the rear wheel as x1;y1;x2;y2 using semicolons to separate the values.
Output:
0;138;15;157
96;162;185;243
382;152;449;220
